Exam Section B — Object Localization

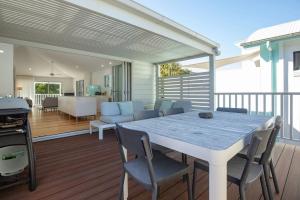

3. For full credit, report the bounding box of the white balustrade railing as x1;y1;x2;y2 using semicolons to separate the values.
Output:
215;92;300;142
34;94;60;105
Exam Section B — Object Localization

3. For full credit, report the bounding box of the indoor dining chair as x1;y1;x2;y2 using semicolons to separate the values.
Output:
115;124;192;200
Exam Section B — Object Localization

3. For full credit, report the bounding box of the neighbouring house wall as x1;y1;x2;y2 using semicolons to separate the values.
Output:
15;75;74;99
91;67;112;96
281;38;300;92
0;43;14;97
219;45;272;93
131;61;156;108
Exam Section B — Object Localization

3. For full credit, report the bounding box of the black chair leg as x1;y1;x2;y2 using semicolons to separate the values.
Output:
185;174;193;200
263;164;273;199
182;154;187;182
269;160;280;194
118;171;125;200
192;166;197;198
239;185;246;200
260;173;270;200
182;154;187;164
152;185;159;200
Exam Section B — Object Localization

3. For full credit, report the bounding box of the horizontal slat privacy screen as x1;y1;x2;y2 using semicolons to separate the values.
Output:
158;72;210;110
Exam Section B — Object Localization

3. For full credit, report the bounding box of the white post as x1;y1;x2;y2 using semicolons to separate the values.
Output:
209;54;216;111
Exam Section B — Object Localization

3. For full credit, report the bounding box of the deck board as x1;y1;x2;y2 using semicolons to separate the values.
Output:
0;132;299;200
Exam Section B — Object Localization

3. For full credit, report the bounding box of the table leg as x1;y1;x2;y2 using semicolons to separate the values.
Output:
99;127;103;140
89;123;92;135
123;147;128;199
209;163;227;200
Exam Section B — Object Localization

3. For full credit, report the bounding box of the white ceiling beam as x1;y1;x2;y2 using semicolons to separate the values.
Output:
64;0;218;55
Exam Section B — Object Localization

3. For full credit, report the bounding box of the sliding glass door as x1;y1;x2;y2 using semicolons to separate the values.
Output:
112;62;132;102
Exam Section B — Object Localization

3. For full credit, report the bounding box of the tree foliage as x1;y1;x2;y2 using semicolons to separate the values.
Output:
35;83;60;94
160;63;191;77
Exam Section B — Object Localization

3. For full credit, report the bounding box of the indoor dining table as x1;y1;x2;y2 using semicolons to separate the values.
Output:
121;111;273;200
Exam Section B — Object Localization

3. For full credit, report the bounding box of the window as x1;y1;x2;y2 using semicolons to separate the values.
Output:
294;51;300;71
34;82;61;94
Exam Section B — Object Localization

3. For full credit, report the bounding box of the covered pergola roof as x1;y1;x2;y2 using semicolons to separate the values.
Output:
0;0;219;63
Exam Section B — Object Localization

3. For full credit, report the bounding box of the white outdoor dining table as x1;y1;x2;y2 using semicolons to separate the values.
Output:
121;111;273;200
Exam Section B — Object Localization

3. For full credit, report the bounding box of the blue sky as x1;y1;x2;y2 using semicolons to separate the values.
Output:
134;0;300;58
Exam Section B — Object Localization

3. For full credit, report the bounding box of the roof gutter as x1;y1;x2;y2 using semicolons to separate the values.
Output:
240;32;300;48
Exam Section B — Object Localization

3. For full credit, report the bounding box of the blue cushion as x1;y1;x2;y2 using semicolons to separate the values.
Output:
101;102;120;116
118;101;134;115
159;100;173;113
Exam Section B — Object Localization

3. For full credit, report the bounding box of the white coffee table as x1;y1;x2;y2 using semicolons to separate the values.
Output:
89;120;115;140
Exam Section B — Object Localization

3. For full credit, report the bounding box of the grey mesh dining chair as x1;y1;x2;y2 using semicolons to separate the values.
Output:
192;134;269;200
238;116;281;199
163;107;184;116
217;107;248;114
115;124;192;200
134;110;160;121
134;109;187;165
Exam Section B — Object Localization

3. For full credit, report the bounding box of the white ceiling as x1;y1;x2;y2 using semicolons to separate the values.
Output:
14;46;121;78
0;0;209;63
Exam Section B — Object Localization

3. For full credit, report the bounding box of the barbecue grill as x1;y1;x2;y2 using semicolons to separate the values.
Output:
0;98;37;191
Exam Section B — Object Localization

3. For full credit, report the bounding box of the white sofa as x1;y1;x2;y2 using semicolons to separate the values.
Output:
58;96;97;118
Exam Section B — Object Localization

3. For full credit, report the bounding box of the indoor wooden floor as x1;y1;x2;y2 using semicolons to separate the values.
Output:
28;108;92;137
0;131;299;200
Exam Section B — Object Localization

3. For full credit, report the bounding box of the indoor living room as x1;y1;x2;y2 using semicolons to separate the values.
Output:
13;45;121;138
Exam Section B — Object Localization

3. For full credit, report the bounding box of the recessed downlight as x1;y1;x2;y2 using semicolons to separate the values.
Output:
109;61;112;65
28;67;32;71
0;50;4;53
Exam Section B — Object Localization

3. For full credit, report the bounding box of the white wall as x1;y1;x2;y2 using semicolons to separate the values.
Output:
15;75;74;99
131;61;156;107
0;43;14;97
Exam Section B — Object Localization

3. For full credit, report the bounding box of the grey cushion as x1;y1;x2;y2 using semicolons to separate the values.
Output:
101;115;133;124
172;100;192;112
154;99;171;110
101;102;120;116
159;100;173;113
132;101;145;113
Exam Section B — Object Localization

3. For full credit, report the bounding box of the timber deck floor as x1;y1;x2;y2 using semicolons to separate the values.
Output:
0;131;299;200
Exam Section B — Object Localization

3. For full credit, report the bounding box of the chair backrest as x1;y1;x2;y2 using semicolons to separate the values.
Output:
115;124;153;159
163;107;184;116
134;110;159;121
216;107;248;114
115;124;156;185
260;116;282;163
254;128;274;156
240;135;262;184
172;100;192;112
